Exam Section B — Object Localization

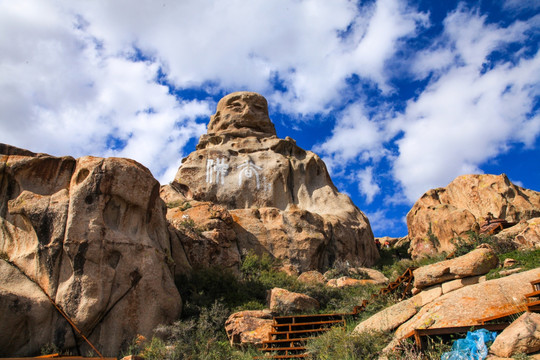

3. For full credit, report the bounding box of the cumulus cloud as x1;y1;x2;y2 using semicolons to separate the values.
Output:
0;0;428;184
317;4;540;205
64;0;427;114
393;6;540;201
0;0;211;182
357;166;380;204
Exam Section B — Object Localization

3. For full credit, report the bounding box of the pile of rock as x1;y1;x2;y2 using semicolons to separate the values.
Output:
225;266;388;347
353;247;540;358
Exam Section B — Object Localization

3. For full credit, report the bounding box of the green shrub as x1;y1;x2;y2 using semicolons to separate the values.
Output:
451;231;518;258
306;328;392;360
167;201;192;210
386;337;451;360
487;248;540;279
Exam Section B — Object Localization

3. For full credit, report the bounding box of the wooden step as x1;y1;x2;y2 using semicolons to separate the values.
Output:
273;312;349;321
525;290;540;299
476;305;527;325
262;338;309;346
261;339;308;350
269;328;332;339
526;299;540;312
272;319;344;331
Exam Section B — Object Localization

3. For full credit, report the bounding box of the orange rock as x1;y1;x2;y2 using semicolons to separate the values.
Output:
269;288;319;314
407;174;540;259
225;310;274;347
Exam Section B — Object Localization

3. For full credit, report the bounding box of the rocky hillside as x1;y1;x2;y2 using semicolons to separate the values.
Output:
2;92;538;357
165;91;378;274
0;146;181;356
0;92;377;356
407;174;540;259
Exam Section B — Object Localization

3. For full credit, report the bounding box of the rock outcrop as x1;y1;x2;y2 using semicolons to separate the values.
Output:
268;287;319;314
489;312;540;357
394;268;540;339
0;145;181;356
169;92;378;271
407;174;540;258
225;310;274;347
412;246;498;289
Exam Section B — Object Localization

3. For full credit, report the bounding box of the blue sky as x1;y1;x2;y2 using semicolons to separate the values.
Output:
1;0;539;237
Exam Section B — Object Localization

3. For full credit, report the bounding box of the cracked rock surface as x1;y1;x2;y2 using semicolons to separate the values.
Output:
0;145;181;356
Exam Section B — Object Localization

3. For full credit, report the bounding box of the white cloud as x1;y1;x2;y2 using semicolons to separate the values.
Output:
357;166;380;204
0;0;212;182
314;103;391;165
63;0;426;115
0;0;429;184
393;7;540;201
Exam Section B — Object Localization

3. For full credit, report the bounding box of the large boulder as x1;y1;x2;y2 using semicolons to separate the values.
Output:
170;92;378;271
413;246;499;289
394;268;540;339
297;270;326;285
268;288;319;314
489;312;540;357
407;174;540;259
225;310;274;347
0;145;181;356
494;217;540;250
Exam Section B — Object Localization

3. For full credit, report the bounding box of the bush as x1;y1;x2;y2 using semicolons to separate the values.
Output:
451;231;518;258
306;328;393;360
129;301;261;360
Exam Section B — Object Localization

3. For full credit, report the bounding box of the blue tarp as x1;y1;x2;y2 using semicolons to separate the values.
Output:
441;328;498;360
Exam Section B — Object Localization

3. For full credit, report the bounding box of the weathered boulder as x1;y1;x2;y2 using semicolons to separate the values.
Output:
407;174;540;259
351;267;389;285
0;146;181;356
0;259;73;355
394;268;540;339
413;246;498;289
326;276;376;288
268;288;319;314
297;270;326;285
489;312;540;357
171;92;378;272
225;310;274;347
517;218;540;249
164;192;241;277
353;296;420;334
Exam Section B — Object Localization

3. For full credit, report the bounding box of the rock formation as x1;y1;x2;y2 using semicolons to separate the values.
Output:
407;174;540;258
489;312;540;357
225;310;274;347
0;145;181;356
412;246;498;289
394;268;540;339
268;287;319;314
167;91;378;272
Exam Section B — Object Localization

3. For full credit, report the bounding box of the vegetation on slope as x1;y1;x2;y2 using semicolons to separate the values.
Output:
125;234;539;360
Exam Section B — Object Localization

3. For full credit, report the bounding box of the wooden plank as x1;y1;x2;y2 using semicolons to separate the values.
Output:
476;305;527;324
525;290;540;299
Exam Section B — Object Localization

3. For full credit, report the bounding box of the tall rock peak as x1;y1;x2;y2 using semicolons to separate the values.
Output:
170;92;378;272
202;91;276;143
